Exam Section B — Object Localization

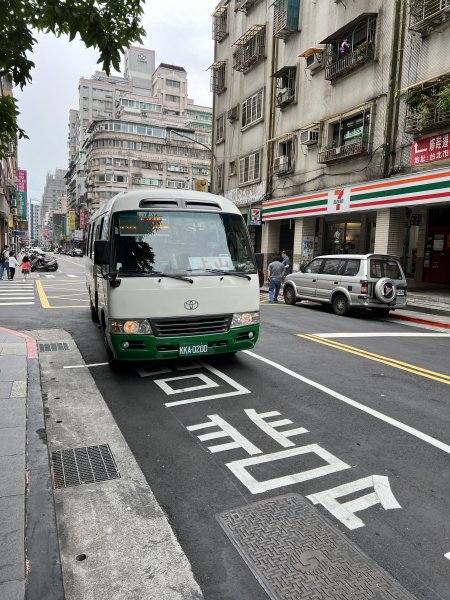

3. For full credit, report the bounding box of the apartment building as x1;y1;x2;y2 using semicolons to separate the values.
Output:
67;47;213;218
211;0;450;285
40;169;66;232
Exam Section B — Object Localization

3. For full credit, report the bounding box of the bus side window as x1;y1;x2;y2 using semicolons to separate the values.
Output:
101;214;109;241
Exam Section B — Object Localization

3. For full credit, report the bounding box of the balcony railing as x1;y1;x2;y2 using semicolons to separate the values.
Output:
325;42;374;80
318;138;369;164
409;0;450;34
405;108;450;134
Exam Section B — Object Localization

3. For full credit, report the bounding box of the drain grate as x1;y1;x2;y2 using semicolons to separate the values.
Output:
217;494;416;600
39;342;70;352
52;444;121;488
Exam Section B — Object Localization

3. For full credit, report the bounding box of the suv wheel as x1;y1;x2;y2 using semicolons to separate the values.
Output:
374;277;396;304
332;293;349;316
284;285;297;305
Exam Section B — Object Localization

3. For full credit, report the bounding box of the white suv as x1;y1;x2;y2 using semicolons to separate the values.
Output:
283;254;407;316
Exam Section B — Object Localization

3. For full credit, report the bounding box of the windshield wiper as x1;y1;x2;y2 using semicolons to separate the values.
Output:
203;269;252;280
118;270;193;283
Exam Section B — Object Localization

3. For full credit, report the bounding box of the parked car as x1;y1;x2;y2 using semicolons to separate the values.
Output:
283;254;407;316
72;248;83;257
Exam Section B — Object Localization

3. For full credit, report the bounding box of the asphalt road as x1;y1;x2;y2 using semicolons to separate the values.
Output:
1;258;449;600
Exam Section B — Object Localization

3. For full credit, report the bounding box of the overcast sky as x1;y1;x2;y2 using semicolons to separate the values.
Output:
16;0;218;200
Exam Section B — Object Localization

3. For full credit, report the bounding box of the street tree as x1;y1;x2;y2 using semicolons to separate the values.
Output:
0;0;145;159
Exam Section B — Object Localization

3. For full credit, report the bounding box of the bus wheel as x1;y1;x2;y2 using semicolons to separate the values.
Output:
104;334;121;370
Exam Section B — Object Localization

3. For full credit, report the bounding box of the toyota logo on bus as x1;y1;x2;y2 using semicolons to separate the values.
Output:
184;300;199;310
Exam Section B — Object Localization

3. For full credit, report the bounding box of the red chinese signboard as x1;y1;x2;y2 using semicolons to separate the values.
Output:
411;132;450;166
79;209;87;229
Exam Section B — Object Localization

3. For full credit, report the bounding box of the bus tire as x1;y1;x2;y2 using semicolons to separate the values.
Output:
104;333;121;370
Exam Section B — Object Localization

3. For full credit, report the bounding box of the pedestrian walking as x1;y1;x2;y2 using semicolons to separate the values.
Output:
0;245;10;280
281;250;290;280
20;255;31;281
7;252;18;280
267;255;284;303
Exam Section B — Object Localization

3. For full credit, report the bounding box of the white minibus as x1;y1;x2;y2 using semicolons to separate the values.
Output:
86;189;260;365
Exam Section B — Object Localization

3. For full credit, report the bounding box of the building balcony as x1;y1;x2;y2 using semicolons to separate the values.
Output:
405;107;450;135
318;138;369;164
409;0;450;35
273;0;300;41
325;41;374;81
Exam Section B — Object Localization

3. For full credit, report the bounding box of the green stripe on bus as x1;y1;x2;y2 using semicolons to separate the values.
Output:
350;179;450;202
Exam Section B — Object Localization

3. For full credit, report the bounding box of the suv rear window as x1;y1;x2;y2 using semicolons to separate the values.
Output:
370;258;403;279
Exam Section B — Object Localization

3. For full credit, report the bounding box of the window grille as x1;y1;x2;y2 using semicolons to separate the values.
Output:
233;25;266;73
273;0;301;40
216;114;225;142
318;105;372;164
236;0;263;13
215;164;224;192
321;14;377;81
274;67;296;107
212;6;228;41
409;0;450;34
209;61;227;94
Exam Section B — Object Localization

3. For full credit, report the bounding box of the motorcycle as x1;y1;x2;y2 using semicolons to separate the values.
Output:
30;252;59;272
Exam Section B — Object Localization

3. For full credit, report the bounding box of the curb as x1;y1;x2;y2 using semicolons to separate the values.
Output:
0;327;65;600
390;313;450;329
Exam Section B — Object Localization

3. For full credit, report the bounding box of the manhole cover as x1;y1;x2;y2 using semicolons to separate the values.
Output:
39;342;70;352
217;494;416;600
52;444;121;488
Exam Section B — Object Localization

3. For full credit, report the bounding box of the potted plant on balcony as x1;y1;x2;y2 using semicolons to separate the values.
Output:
406;89;435;131
435;83;450;115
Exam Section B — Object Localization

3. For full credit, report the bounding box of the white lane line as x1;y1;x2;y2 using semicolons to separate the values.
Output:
66;274;78;278
315;332;450;338
43;274;55;278
63;362;108;369
445;552;450;561
244;350;450;455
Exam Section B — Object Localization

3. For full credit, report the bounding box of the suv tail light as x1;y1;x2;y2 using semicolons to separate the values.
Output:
360;281;369;295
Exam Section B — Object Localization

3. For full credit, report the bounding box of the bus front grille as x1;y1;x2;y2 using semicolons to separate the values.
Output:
151;315;232;337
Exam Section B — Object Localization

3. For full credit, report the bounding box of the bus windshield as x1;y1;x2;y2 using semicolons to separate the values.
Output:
113;210;257;276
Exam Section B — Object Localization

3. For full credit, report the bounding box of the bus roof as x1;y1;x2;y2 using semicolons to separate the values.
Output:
89;189;242;222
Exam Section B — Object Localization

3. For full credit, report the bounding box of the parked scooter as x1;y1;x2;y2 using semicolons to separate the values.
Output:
30;251;59;272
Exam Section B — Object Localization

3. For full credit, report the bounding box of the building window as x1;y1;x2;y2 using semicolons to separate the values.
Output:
239;151;261;185
321;14;377;81
216;114;225;142
166;79;180;88
318;105;372;164
167;179;190;189
273;134;296;175
166;94;180;103
273;0;300;40
209;61;227;94
233;25;266;74
167;164;189;173
241;89;263;128
192;166;210;176
405;75;450;135
212;5;228;42
229;160;236;176
274;66;296;108
132;177;162;187
409;0;450;35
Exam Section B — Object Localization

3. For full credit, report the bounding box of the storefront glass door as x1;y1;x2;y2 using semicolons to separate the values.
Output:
325;221;361;254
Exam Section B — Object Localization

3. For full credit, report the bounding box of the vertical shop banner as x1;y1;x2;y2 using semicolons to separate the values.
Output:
16;170;28;220
68;210;76;232
79;209;87;229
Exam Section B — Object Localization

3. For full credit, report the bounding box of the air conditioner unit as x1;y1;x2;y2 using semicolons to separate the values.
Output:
300;128;319;146
227;106;238;121
10;207;17;215
273;155;290;174
276;89;293;106
141;111;148;117
306;52;323;71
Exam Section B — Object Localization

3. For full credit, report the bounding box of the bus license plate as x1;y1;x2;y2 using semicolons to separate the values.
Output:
179;343;209;357
396;289;405;296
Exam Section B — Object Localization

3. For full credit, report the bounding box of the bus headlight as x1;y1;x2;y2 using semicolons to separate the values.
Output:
230;311;260;328
109;319;152;334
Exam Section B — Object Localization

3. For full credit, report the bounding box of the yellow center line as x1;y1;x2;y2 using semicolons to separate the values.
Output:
298;333;450;385
35;280;50;308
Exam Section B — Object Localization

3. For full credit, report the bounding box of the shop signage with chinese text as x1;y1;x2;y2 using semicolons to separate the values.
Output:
411;133;449;166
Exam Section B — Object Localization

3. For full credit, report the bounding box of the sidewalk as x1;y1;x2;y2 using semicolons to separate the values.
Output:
0;327;63;600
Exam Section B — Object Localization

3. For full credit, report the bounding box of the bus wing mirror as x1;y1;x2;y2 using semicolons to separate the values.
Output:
94;240;110;265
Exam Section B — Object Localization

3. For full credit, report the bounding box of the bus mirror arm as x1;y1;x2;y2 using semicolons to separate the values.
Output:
99;266;122;288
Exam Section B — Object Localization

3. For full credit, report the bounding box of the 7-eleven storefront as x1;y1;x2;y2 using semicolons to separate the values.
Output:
261;168;450;285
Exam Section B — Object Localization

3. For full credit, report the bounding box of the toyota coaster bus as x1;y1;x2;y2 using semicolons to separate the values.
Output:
86;190;260;366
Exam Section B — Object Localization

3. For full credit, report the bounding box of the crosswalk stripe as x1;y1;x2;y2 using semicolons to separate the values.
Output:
0;302;35;306
0;297;35;300
43;274;56;278
66;274;77;278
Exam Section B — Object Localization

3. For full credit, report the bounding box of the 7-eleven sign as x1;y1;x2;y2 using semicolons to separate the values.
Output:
333;189;344;210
